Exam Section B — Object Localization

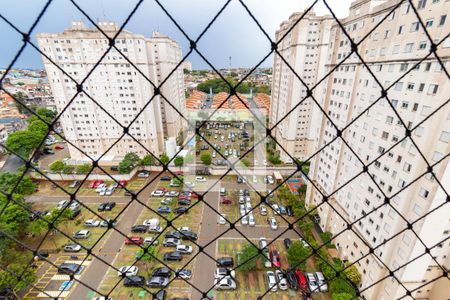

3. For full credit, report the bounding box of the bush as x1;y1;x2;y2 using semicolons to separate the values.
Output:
76;163;91;174
237;244;261;272
200;152;212;165
268;154;281;164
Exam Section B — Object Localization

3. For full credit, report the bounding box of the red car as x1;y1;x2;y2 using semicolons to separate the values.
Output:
118;179;127;188
125;236;144;245
295;270;309;291
175;170;184;176
221;197;232;205
270;250;281;268
89;180;104;188
191;193;199;199
178;195;191;201
54;145;64;150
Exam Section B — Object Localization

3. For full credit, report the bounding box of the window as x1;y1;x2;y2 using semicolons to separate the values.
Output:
404;43;414;53
426;18;434;27
418;41;427;50
428;84;439;94
400;63;408;71
398;25;404;34
392;45;400;54
439;15;447;26
418;83;425;92
407;83;415;90
394;82;403;91
410;22;420;32
384;30;391;39
403;163;412;172
417;0;427;9
440;131;450;143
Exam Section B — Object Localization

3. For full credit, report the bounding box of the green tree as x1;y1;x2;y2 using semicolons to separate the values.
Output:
49;160;65;173
160;153;170;165
237;244;261;272
28;120;48;138
287;241;311;270
332;293;354;300
0;259;36;297
330;277;356;295
0;172;35;195
36;107;56;122
241;158;250;167
140;154;154;166
174;156;184;168
118;152;140;174
200;152;212;165
62;164;75;174
297;184;307;197
5;130;41;158
268;154;281;165
76;163;91;174
256;85;270;94
343;262;362;285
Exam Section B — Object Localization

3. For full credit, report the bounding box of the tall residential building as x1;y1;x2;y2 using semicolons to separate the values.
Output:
37;21;185;161
270;11;333;162
274;1;450;299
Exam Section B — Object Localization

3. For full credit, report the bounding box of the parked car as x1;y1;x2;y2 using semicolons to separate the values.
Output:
178;199;190;206
95;184;107;193
70;208;81;220
286;205;293;216
175;268;192;279
73;230;90;239
221;197;232;205
137;171;150;178
163;238;181;247
174;207;188;214
270;250;281;268
260;205;268;215
161;176;172;181
180;231;197;241
164;231;182;239
163;251;183;261
146;276;169;288
216;257;234;267
100;219;118;227
214;277;236;290
118;266;138;277
152;267;172;278
214;268;235;279
265;271;278;292
286;269;299;290
157;206;172;214
295;270;309;291
306;273;319;292
125;236;144;245
54;144;64;150
131;225;147;233
69;181;80;188
313;215;321;223
153;290;166;300
143;237;158;245
268;217;278;230
123;275;145;287
248;213;255;227
56;200;69;210
58;263;83;275
217;214;226;225
176;244;193;254
195;176;206;182
63;243;82;252
151;190;165;197
84;219;100;227
279;205;287;215
275;270;288;290
90;180;104;188
284;238;292;250
315;272;328;292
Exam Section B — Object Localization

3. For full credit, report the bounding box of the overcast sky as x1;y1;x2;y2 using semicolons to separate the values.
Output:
0;0;352;70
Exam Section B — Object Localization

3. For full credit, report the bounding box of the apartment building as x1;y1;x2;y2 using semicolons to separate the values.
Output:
37;21;185;161
274;0;449;299
270;11;333;162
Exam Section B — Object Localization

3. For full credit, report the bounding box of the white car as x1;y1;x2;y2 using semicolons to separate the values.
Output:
217;214;226;225
259;238;268;250
271;204;280;215
177;226;191;233
260;205;268;216
248;213;255;227
195;176;206;182
239;196;244;204
239;204;246;216
307;272;320;292
84;219;100;227
252;175;257;183
73;230;90;239
164;191;179;197
267;175;274;184
151;190;165;197
105;186;115;196
241;215;248;225
176;244;193;254
275;270;288;290
95;184;106;193
117;266;138;277
214;277;236;290
184;181;195;187
265;271;278;292
56;200;68;210
214;268;235;279
269;217;278;230
99;187;107;196
143;237;158;245
69;201;80;211
315;272;328;292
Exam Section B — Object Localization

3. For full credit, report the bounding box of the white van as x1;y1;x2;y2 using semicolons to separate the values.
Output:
220;187;226;196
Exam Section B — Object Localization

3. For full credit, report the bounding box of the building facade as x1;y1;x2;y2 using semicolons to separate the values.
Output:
37;21;185;161
274;0;449;299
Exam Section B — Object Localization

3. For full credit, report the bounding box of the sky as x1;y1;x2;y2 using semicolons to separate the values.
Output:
0;0;352;70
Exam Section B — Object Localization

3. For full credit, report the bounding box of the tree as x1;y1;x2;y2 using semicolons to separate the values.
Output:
49;160;65;173
0;172;35;195
5;130;42;159
287;241;311;270
12;92;27;114
62;164;75;174
330;277;356;296
343;262;362;286
28;120;48;138
200;152;212;165
332;293;354;300
140;154;154;166
237;244;261;272
268;154;281;165
160;153;170;165
256;85;270;94
297;184;307;197
174;156;184;168
76;163;91;174
0;259;36;297
118;152;140;174
184;153;194;164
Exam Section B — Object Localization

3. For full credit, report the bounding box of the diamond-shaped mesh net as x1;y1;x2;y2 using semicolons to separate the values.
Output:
0;0;449;299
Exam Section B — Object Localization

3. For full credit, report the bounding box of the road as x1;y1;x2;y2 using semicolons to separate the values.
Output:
66;173;160;300
0;153;24;172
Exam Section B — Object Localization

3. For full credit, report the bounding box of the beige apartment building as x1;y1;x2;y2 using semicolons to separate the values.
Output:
37;22;185;161
274;0;449;299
